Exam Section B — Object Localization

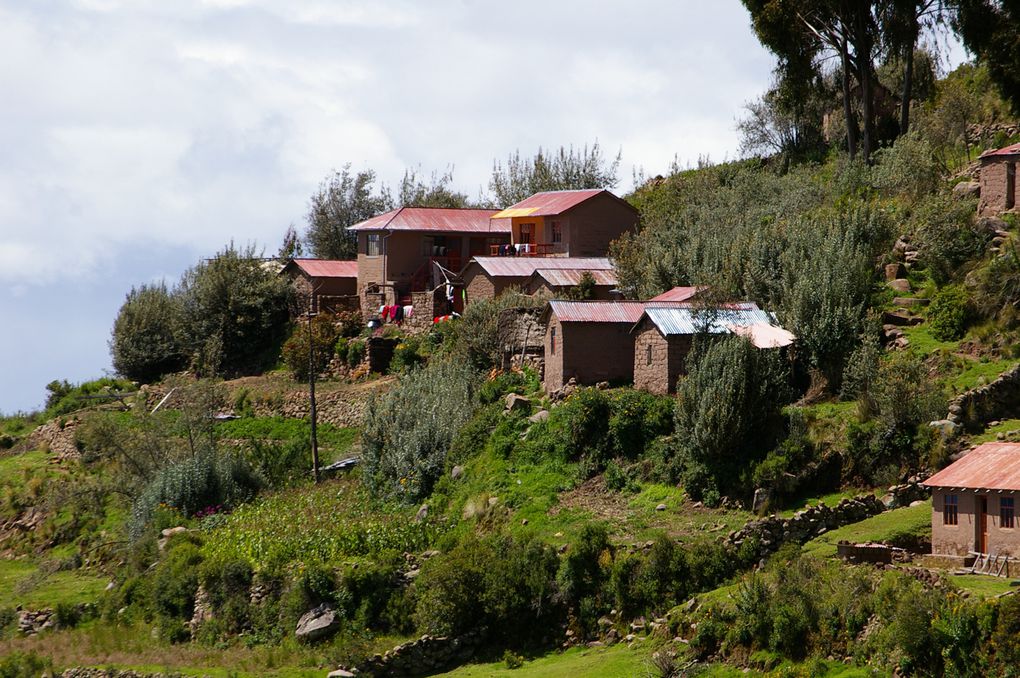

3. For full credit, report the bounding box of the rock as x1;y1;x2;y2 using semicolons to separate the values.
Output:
415;504;429;522
328;670;357;678
596;381;609;390
888;279;911;294
752;488;770;513
487;496;499;507
528;409;550;424
893;297;929;307
403;569;420;581
976;216;1009;235
505;393;531;413
105;581;116;591
655;503;667;511
910;500;926;507
296;604;341;642
883;310;923;326
451;465;464;480
953;180;980;200
885;262;907;281
157;525;189;551
929;419;958;437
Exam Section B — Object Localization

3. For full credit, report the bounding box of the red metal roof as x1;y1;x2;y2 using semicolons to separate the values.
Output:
492;189;633;218
980;143;1020;159
289;259;358;278
348;207;505;233
529;268;619;287
547;300;712;323
469;256;614;278
923;443;1020;491
649;286;705;302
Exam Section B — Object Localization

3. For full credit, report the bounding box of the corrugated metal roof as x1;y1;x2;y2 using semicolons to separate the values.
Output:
470;256;614;278
491;189;615;219
548;300;650;323
530;268;618;287
649;286;705;302
980;142;1020;159
289;259;358;278
348;207;505;233
923;443;1020;490
642;304;775;335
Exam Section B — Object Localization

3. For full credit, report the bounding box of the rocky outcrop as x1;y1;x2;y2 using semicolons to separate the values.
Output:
946;363;1020;430
25;417;81;459
337;631;483;677
295;603;342;642
18;608;55;635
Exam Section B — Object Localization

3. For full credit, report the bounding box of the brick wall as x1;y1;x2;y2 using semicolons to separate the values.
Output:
931;489;1020;557
560;322;635;385
564;193;638;257
544;316;564;391
979;158;1016;216
633;321;670;394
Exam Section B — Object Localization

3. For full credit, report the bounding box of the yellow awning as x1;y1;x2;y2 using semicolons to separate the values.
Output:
490;207;539;219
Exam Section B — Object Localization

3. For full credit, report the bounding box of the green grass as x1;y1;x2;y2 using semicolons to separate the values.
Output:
950;574;1020;599
969;418;1020;444
441;644;651;677
948;358;1020;393
0;449;50;476
801;501;931;558
902;325;961;357
778;489;879;518
0;558;108;608
215;416;358;463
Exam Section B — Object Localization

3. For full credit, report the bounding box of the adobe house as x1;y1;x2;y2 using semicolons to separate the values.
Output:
488;189;639;258
923;442;1020;564
978;143;1019;217
631;304;793;394
347;207;509;316
281;259;359;314
524;268;620;299
461;257;615;304
542;300;650;392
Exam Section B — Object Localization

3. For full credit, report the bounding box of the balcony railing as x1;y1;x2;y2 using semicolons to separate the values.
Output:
489;243;558;257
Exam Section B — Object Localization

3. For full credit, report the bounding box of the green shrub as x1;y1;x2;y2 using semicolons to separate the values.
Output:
110;282;186;383
448;290;546;370
334;337;350;364
244;437;311;488
478;368;540;405
282;314;340;381
361;360;478;501
44;377;136;419
346;339;366;367
197;557;254;637
54;601;82;629
912;194;987;284
928;285;970;341
0;651;53;678
389;335;427;374
672;337;792;502
131;451;262;537
972;241;1020;321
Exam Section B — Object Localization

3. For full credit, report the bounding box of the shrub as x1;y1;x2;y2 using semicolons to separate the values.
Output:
928;285;970;341
0;651;53;678
245;437;311;488
110;282;186;383
282;314;339;381
361;359;478;501
971;240;1020;320
558;523;612;638
346;339;366;368
873;131;941;202
131;451;262;537
672;337;792;502
389;335;427;374
912;193;987;284
449;290;546;370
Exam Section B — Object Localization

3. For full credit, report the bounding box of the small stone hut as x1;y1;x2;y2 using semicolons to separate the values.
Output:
979;142;1019;217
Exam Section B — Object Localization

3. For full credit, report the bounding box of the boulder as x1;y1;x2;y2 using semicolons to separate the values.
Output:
953;180;980;200
884;262;907;281
883;311;923;327
888;279;911;294
296;604;341;642
505;393;531;413
415;504;429;522
528;409;550;424
450;465;464;480
655;503;667;511
893;297;929;307
327;670;357;678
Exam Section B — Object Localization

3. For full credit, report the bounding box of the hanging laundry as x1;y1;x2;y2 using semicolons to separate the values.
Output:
403;305;414;319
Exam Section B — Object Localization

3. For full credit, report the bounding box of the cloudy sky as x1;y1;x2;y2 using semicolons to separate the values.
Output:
0;1;965;413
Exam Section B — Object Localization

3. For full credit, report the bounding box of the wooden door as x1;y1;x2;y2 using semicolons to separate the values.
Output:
978;496;989;554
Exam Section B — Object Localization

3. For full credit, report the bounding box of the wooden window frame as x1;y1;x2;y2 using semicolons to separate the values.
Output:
366;234;382;257
550;327;556;355
944;494;959;526
1001;497;1015;529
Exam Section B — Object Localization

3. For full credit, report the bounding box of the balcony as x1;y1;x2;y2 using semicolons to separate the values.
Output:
489;243;561;257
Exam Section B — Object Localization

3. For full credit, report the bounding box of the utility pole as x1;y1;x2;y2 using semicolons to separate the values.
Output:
306;310;320;483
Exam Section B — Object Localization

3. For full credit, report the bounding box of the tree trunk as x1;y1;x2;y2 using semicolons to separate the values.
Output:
900;43;914;135
853;8;877;161
840;36;859;161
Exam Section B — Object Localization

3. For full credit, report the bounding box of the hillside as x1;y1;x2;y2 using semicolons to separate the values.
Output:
5;58;1020;677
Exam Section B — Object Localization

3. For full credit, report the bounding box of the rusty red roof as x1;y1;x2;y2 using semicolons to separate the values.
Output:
980;143;1020;159
287;259;358;278
923;443;1020;491
529;268;619;287
649;286;706;302
348;207;505;233
491;189;635;219
548;300;650;323
468;257;614;278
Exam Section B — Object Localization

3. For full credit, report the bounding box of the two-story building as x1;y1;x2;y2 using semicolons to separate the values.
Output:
347;206;509;316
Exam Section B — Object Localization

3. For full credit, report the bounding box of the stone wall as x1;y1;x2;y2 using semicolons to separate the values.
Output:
946;363;1020;430
727;482;930;560
25;417;81;459
339;631;483;677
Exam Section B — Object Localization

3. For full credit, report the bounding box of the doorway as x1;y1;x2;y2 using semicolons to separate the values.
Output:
977;496;989;554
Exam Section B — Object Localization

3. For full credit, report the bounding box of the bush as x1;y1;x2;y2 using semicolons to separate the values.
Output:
449;290;546;370
389;335;427;374
361;360;478;501
282;314;340;381
131;451;262;537
671;337;791;502
346;339;366;368
0;651;53;678
971;241;1020;320
928;285;970;341
912;193;987;284
111;282;187;383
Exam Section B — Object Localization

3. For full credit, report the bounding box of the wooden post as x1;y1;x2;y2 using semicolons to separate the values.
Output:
307;311;320;484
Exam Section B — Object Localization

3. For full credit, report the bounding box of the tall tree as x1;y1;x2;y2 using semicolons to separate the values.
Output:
489;141;621;206
304;165;392;260
950;0;1020;115
397;166;471;208
879;1;947;134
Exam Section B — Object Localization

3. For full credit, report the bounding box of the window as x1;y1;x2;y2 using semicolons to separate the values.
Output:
518;223;534;244
366;234;381;256
551;220;562;243
550;327;556;354
944;494;959;526
646;344;652;366
1002;497;1015;528
1007;162;1016;210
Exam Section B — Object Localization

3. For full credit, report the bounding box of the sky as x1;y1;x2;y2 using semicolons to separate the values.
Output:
0;1;966;414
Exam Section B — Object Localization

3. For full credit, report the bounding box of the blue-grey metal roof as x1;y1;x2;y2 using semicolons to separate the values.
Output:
641;304;776;336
